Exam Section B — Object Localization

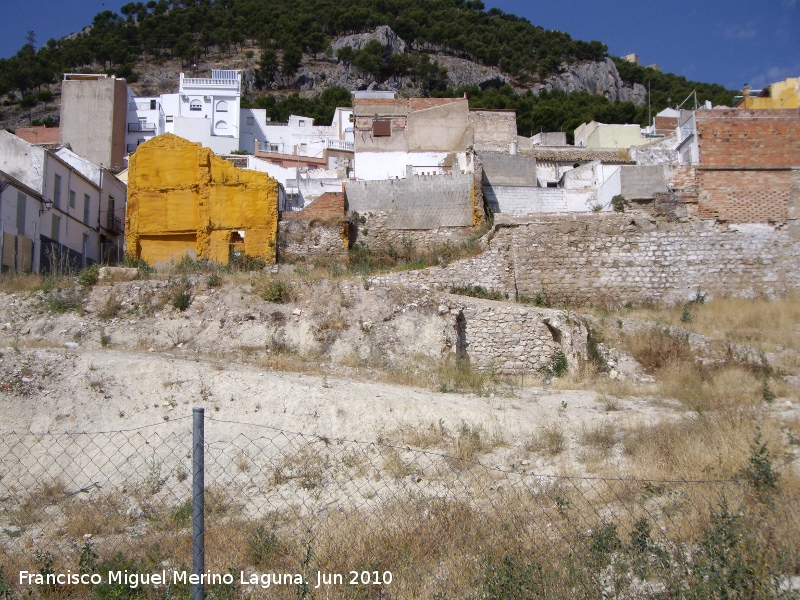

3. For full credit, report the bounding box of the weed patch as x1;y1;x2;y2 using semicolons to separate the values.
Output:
449;283;508;301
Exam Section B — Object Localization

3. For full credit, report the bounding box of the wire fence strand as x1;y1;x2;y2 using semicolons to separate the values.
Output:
1;414;798;599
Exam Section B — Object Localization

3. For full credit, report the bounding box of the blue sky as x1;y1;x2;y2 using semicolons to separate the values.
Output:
2;0;798;91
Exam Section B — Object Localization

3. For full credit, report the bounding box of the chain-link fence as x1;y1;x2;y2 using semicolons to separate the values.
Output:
1;410;798;599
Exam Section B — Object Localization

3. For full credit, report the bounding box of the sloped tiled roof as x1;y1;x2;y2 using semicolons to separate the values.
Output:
522;147;634;164
15;126;61;144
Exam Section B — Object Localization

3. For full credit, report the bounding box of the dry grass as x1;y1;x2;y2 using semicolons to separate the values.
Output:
526;422;567;456
387;420;497;464
622;411;786;481
580;420;619;453
0;273;44;293
380;357;500;396
9;478;69;526
62;494;130;538
624;327;694;373
97;289;123;320
656;363;764;412
453;422;485;461
390;421;450;449
625;295;800;353
2;439;799;599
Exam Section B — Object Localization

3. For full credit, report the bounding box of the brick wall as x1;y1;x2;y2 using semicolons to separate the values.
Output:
683;110;800;223
620;165;667;200
698;170;792;222
282;192;345;222
344;173;475;228
696;110;800;168
469;110;517;152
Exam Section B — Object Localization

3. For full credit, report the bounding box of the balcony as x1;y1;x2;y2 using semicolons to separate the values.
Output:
326;139;354;151
106;215;123;235
257;142;283;153
128;122;156;133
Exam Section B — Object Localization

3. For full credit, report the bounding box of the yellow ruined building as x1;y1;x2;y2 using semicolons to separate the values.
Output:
125;134;278;264
735;78;799;109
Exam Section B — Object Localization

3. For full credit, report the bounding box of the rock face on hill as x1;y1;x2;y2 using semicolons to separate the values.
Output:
277;28;642;103
0;27;645;132
533;57;647;104
331;25;408;55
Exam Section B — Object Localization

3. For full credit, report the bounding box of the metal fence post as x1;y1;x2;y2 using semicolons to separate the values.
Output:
192;407;205;600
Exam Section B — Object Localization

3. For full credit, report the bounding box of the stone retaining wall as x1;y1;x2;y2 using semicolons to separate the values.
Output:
372;213;800;306
353;210;475;254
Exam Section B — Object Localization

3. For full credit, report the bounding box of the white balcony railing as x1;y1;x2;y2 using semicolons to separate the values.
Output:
128;122;156;132
326;139;354;151
182;78;239;88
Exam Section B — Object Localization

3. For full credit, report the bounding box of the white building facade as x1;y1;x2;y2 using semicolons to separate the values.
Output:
126;70;243;156
0;131;126;273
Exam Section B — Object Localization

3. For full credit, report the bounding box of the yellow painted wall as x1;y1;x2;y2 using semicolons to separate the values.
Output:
737;78;800;109
125;134;278;264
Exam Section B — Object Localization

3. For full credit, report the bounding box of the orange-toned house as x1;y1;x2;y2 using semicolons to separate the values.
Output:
125;134;279;264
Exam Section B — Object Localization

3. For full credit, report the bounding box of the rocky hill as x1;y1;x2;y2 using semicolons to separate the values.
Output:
0;0;733;132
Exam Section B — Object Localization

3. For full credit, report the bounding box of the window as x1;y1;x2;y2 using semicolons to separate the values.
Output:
83;194;91;226
372;121;391;137
51;215;61;242
107;197;115;231
189;100;202;111
299;143;307;153
216;101;228;112
82;234;90;267
150;99;157;110
69;190;76;209
16;193;26;236
53;174;62;208
298;120;306;127
247;116;255;125
166;115;174;122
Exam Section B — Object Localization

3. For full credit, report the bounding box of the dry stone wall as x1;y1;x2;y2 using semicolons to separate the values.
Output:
352;210;475;254
278;219;348;264
454;299;588;374
369;288;592;374
373;213;800;306
508;215;800;305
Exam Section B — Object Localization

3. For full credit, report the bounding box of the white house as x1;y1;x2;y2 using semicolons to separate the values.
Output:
122;70;355;208
0;131;126;273
125;70;355;163
126;70;243;156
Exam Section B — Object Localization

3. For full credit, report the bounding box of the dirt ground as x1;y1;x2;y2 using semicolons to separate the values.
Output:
1;273;797;481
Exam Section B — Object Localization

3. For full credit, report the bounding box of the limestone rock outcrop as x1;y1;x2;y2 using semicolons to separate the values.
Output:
533;57;647;105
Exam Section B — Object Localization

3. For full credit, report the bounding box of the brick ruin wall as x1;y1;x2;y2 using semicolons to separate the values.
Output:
508;215;799;305
453;300;589;374
693;110;800;223
372;211;800;307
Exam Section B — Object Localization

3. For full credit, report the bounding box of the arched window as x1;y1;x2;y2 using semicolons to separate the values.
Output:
216;101;228;112
215;120;228;132
189;100;202;112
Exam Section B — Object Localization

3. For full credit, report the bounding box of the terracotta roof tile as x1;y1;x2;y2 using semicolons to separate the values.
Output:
520;148;634;164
